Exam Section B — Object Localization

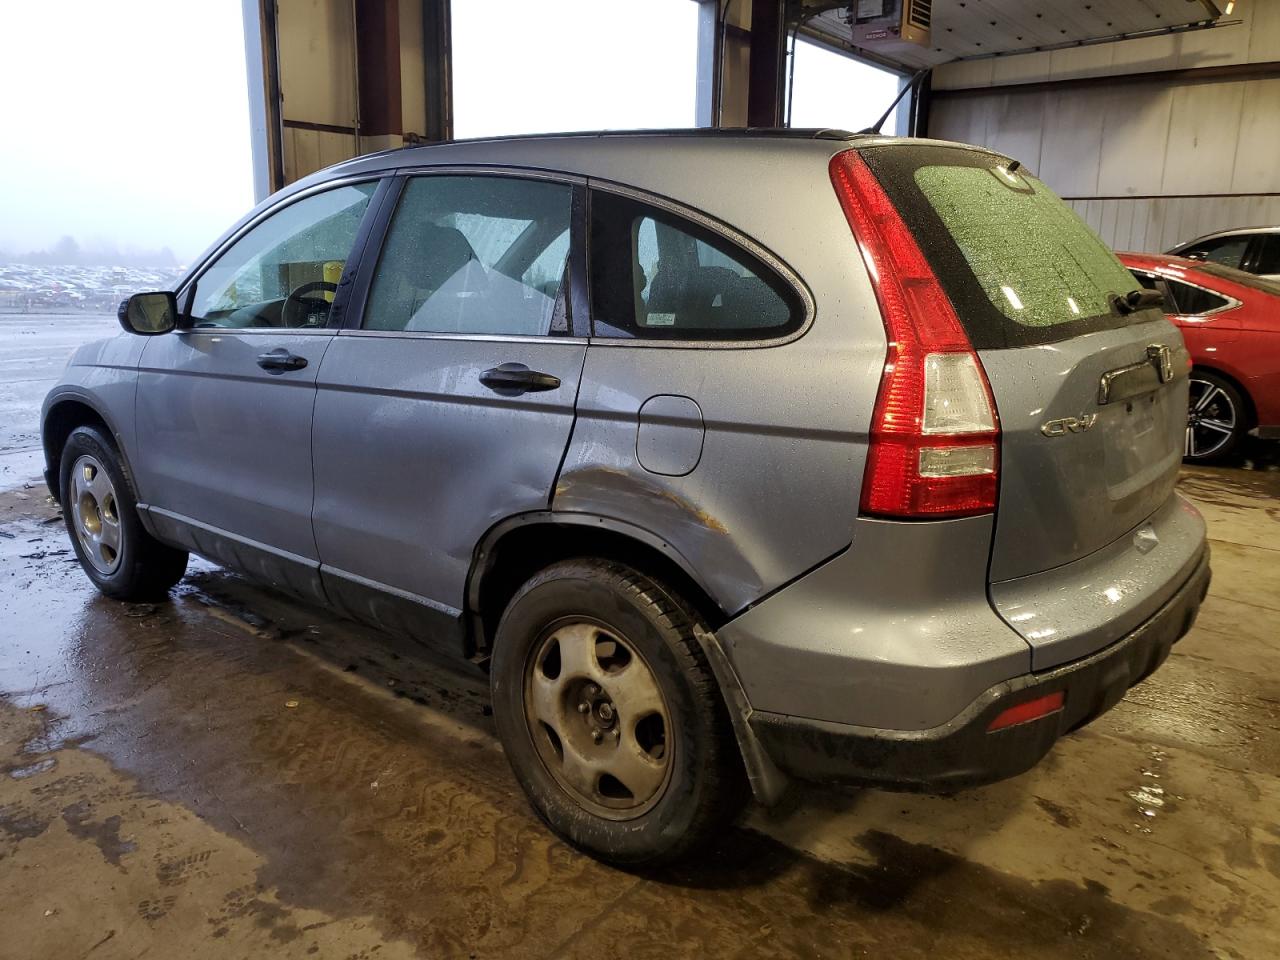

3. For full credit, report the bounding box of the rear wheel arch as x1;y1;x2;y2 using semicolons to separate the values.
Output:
466;514;729;661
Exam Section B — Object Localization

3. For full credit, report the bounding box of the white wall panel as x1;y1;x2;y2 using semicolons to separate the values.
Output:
1036;86;1105;195
982;93;1044;172
929;95;989;147
1161;81;1245;195
991;50;1050;85
1048;42;1115;81
933;57;993;90
1249;0;1280;61
1233;77;1280;193
1107;32;1180;74
1064;196;1280;253
1096;87;1173;197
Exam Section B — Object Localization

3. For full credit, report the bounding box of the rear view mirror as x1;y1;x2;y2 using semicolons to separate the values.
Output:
118;291;177;335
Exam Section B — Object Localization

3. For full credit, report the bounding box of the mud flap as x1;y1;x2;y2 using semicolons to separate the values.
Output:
694;624;790;806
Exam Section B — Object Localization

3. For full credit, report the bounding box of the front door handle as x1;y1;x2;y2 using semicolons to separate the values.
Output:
480;362;561;394
257;348;308;373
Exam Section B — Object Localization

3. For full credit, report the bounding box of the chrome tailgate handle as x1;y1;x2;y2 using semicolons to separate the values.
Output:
1098;344;1175;405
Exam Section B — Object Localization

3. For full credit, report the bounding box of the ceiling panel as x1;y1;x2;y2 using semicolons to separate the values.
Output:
803;0;1225;71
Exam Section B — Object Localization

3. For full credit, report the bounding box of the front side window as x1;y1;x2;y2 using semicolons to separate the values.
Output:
189;182;377;328
363;176;572;336
589;191;803;340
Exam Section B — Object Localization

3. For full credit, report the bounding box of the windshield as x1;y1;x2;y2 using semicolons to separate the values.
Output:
861;144;1151;349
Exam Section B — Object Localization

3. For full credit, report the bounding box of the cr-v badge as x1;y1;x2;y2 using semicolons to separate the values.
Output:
1041;414;1099;437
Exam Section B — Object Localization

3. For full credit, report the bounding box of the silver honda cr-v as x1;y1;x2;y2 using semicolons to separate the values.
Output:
42;130;1211;865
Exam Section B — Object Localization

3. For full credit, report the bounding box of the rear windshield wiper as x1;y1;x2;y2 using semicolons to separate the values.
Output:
1111;289;1165;315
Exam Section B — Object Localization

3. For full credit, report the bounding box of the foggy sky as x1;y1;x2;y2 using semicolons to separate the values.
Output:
2;0;897;264
1;1;254;263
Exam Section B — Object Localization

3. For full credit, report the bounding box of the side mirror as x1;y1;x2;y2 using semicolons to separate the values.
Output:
118;292;178;335
1183;251;1208;262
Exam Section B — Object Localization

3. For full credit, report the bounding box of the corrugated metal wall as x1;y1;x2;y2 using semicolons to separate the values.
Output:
928;4;1280;253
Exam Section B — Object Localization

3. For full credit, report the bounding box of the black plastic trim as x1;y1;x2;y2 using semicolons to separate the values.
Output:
752;547;1211;792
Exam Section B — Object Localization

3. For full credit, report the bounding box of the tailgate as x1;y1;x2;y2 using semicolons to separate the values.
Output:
980;320;1186;580
861;141;1191;589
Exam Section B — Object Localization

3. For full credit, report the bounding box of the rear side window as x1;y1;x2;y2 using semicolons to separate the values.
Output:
589;190;803;340
1165;280;1229;316
1250;235;1280;275
364;175;572;336
1179;234;1250;270
862;145;1146;349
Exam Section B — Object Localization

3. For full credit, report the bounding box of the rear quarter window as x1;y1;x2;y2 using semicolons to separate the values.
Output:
588;190;805;341
863;145;1149;349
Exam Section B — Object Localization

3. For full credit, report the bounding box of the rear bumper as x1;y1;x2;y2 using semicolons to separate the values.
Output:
749;545;1210;792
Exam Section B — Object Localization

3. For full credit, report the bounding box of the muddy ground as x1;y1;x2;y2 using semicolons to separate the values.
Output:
1;314;1279;959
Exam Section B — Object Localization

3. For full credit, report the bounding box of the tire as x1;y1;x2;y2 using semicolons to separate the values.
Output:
59;425;188;601
490;558;745;866
1185;370;1248;462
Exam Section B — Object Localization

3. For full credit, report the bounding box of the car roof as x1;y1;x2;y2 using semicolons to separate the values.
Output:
1118;251;1280;298
308;129;1003;184
1170;225;1280;249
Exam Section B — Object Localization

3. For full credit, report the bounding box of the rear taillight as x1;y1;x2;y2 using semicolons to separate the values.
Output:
830;150;1000;519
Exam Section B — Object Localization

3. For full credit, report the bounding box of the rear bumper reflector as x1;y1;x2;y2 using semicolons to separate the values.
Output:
986;691;1065;732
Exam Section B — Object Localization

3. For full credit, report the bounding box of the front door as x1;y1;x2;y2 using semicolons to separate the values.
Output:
134;181;381;599
311;173;584;643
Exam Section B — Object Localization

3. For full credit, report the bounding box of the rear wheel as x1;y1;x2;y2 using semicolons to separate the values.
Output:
1185;371;1247;462
490;558;744;865
59;426;188;600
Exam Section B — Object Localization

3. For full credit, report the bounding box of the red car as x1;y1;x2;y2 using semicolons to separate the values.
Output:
1119;252;1280;461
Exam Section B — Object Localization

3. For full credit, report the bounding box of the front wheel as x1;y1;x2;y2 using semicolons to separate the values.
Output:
490;559;744;865
1185;371;1247;462
59;425;188;600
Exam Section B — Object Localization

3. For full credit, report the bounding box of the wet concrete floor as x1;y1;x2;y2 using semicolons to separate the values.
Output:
2;319;1280;959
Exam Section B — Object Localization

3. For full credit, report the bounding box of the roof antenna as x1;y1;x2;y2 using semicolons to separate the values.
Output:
859;66;931;135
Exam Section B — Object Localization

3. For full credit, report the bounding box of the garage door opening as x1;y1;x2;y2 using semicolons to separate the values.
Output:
787;37;905;135
452;0;699;138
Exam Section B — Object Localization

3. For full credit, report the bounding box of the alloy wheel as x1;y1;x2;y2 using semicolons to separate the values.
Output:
523;619;673;819
70;454;122;574
1185;377;1237;459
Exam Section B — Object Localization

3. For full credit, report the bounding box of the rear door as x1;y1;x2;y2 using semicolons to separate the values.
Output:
135;181;380;600
861;145;1188;584
310;173;584;643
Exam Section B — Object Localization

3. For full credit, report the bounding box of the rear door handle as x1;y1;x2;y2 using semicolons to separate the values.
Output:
480;362;561;394
257;348;308;373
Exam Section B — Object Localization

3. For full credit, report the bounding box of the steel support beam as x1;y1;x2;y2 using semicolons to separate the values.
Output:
747;0;786;127
355;0;403;140
242;0;285;201
421;0;453;142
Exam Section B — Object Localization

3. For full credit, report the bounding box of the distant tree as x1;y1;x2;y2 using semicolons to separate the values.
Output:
51;235;82;264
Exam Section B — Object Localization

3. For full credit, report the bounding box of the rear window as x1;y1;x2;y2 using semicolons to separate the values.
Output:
862;145;1147;349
